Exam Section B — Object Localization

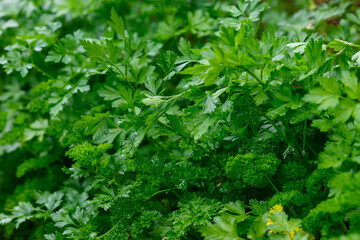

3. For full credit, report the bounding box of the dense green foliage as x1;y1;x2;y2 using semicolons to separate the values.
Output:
1;0;360;239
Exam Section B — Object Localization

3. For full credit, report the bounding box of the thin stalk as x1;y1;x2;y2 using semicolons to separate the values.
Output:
111;62;134;91
238;65;275;103
281;120;302;158
306;142;318;157
144;188;173;200
260;61;268;82
302;119;307;158
262;114;286;141
156;119;213;157
171;189;183;199
24;144;38;157
288;205;298;218
124;37;132;90
254;1;269;38
265;175;279;193
240;66;265;88
239;64;302;158
32;63;55;79
28;44;55;79
96;223;119;239
340;220;348;232
266;175;298;218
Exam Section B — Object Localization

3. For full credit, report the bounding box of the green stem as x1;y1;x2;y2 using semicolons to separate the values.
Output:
156;119;212;156
262;114;285;141
302;119;307;158
340;220;348;232
144;188;172;200
23;144;38;157
124;37;133;90
266;175;298;218
254;1;269;38
111;62;134;91
238;65;275;103
96;223;119;239
306;142;317;157
288;205;298;218
281;120;302;158
70;64;74;78
240;66;265;87
265;175;279;193
171;189;183;199
260;61;268;82
28;44;55;79
32;63;55;79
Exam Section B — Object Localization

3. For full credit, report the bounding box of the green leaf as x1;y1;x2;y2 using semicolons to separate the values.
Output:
51;210;76;228
166;114;187;136
180;64;210;75
346;10;360;26
192;117;214;140
142;95;165;107
223;3;247;17
341;71;358;99
203;96;217;114
352;104;360;127
72;207;90;225
156;50;177;76
268;210;301;234
156;15;183;40
105;39;120;64
98;85;127;108
23;119;49;142
352;51;360;66
80;39;107;62
224;201;246;218
145;77;163;96
12;202;39;228
303;78;340;111
36;192;64;213
247;216;267;240
249;199;268;216
311;119;332;132
334;99;356;124
328;39;357;51
318;141;351;169
201;214;244;240
74;112;110;140
16;156;56;178
205;59;223;86
108;7;125;37
304;88;339;111
178;38;193;59
0;214;14;225
267;211;289;232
